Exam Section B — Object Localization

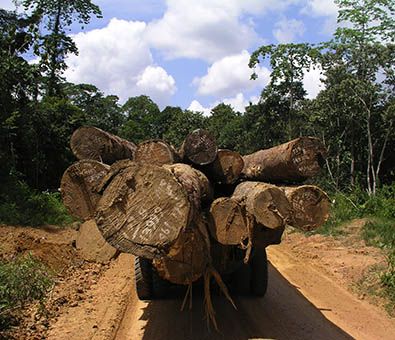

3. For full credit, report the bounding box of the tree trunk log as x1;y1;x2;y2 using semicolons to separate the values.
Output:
204;149;244;184
209;197;248;245
152;216;209;285
95;163;209;259
60;160;110;220
282;185;330;231
70;126;136;164
232;182;292;229
164;163;213;207
179;129;218;165
134;139;179;166
242;137;327;183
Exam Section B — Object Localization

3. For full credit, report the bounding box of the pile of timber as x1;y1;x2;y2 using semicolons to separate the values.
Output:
62;126;330;287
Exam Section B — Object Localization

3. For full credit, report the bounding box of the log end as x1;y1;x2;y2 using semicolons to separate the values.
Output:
135;139;177;166
181;129;218;165
60;160;110;220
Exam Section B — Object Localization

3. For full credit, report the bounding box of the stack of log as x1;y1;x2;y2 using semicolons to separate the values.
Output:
61;126;330;288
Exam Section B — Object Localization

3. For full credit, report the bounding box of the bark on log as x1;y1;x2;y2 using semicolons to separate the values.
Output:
209;197;248;245
60;160;110;220
242;137;327;182
70;126;136;164
179;129;218;165
95;163;209;259
204;149;244;185
282;185;330;231
134;139;179;166
232;182;292;229
152;216;209;285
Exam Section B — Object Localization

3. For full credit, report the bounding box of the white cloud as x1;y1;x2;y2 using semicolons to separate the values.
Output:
193;50;270;97
136;65;176;105
64;18;176;108
188;93;259;115
301;0;338;35
0;0;16;10
188;100;211;116
302;0;338;17
146;0;301;62
303;65;325;99
273;18;305;43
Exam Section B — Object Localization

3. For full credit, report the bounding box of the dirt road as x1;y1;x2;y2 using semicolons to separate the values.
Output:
115;245;395;340
31;225;392;340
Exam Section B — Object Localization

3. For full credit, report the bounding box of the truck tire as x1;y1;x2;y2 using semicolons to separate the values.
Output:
250;248;268;297
134;257;153;300
231;262;251;295
152;269;171;299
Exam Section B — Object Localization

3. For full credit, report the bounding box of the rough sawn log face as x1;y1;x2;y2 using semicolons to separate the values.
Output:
232;181;292;229
95;163;192;259
179;129;218;165
134;139;179;166
209;197;248;245
282;185;330;231
204;149;244;185
242;137;327;183
60;160;110;220
70;126;136;164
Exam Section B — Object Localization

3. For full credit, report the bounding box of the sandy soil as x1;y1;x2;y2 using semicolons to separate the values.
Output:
1;221;394;339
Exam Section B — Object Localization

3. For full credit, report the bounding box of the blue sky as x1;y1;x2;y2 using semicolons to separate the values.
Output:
1;0;339;113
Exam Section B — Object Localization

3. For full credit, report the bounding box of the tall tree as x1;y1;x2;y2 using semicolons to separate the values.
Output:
19;0;102;96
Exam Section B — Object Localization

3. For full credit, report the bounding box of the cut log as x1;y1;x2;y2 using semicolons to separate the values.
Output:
95;163;210;259
179;129;218;165
282;185;330;231
152;217;209;285
232;182;292;229
134;139;179;166
60;160;110;220
209;197;248;245
70;126;136;164
242;137;327;182
204;149;244;185
164;163;213;206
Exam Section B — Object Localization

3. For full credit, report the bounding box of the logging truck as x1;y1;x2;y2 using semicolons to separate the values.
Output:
61;127;329;317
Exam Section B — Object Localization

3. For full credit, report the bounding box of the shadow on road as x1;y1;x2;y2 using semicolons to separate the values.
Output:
138;263;354;340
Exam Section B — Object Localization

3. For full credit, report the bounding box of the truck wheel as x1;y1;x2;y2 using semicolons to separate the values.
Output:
250;248;268;297
134;257;153;300
152;269;170;299
231;262;251;295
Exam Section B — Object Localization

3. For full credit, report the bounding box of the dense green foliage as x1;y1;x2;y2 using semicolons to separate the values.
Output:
0;253;53;328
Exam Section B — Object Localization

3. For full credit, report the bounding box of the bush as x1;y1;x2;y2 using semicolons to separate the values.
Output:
0;174;74;226
315;183;395;236
0;254;53;328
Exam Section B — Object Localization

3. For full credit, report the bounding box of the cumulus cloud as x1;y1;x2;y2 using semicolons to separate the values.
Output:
188;100;211;116
64;18;176;107
188;93;259;115
301;0;339;35
303;66;325;99
193;50;270;97
273;18;305;43
146;0;301;62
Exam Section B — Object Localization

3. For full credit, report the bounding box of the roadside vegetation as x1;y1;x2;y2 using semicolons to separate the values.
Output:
313;184;395;310
0;253;53;329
